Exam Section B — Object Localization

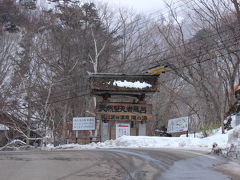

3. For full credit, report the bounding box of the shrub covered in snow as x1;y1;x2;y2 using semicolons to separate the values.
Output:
0;139;34;151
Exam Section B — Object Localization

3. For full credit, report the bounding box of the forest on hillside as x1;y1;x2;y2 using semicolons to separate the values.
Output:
0;0;240;142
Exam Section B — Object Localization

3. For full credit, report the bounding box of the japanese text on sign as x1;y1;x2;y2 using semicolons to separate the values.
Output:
98;104;147;114
72;117;95;130
97;103;152;121
100;114;148;121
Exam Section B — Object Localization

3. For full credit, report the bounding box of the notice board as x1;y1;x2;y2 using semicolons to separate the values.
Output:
167;116;189;133
116;123;130;138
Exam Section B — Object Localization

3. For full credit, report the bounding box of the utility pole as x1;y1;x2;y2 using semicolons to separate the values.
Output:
26;88;32;145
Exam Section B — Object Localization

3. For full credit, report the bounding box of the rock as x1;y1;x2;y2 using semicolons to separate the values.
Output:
212;142;222;155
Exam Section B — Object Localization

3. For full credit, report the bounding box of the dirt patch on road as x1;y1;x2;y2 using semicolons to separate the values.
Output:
213;161;240;180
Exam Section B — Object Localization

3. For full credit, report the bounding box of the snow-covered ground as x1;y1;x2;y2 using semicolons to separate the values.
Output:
43;125;240;153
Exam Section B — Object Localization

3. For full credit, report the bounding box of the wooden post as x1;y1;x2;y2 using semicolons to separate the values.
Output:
75;130;78;143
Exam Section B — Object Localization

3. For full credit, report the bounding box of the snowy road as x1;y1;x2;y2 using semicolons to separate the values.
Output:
0;149;235;180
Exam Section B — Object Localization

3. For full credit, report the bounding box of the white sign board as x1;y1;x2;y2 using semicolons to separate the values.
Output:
116;123;130;138
167;116;189;133
72;117;95;130
0;124;9;131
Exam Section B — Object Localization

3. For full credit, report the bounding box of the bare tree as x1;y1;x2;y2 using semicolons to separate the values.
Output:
152;0;240;133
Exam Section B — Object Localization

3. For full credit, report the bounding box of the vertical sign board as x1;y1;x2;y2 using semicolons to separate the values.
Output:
72;117;95;130
116;123;130;138
167;117;189;134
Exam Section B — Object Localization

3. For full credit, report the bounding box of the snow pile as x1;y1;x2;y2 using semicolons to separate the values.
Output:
179;128;222;138
228;125;240;152
113;80;152;89
46;127;237;151
0;124;9;130
0;139;34;151
180;132;203;138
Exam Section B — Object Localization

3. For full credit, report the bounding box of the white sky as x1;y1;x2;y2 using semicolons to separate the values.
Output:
99;0;169;14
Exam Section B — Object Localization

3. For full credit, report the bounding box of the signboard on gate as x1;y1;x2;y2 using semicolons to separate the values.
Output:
96;102;153;121
167;116;189;133
72;117;95;130
116;123;130;138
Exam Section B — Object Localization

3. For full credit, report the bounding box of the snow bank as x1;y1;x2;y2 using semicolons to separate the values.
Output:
228;125;240;151
46;127;236;151
41;126;240;152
